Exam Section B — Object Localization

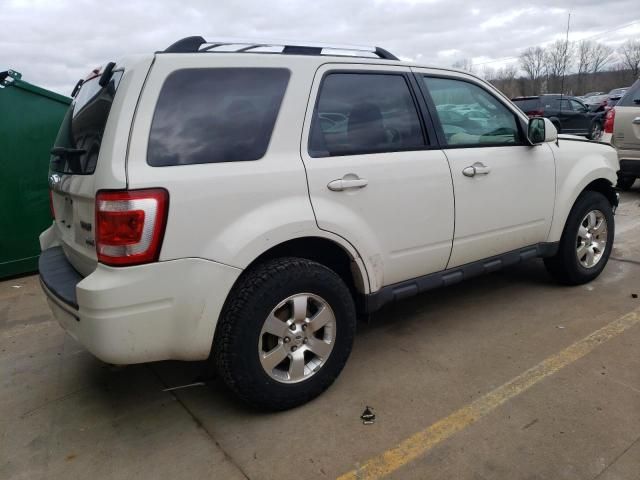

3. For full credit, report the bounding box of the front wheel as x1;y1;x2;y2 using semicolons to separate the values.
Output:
214;257;356;410
544;191;614;285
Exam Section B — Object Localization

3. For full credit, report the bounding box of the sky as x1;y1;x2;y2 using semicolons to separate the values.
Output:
2;0;639;95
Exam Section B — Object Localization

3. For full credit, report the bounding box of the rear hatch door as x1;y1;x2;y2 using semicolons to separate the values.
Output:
49;68;124;276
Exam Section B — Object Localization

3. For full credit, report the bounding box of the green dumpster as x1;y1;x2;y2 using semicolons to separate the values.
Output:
0;70;71;279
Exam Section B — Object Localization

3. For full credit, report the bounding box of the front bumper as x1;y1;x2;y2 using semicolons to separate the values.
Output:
39;247;241;364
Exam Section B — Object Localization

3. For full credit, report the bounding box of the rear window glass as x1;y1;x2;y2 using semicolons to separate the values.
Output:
50;71;123;175
512;98;540;112
147;68;290;166
618;80;640;107
308;73;425;157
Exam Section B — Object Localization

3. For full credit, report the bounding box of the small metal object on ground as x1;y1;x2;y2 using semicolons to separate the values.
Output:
361;406;375;425
162;381;206;392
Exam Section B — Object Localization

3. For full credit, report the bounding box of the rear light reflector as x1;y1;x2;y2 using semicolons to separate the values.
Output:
49;190;55;219
530;109;544;117
95;189;168;266
603;108;615;134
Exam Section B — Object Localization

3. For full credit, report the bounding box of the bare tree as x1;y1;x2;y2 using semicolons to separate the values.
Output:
576;40;612;93
544;39;574;92
591;42;613;73
496;64;519;98
519;46;545;94
577;40;594;75
620;39;640;80
481;65;496;81
452;58;474;73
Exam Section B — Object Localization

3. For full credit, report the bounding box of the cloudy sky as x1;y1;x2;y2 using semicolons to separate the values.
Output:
2;0;639;95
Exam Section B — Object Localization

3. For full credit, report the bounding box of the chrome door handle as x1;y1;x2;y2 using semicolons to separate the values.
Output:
632;117;640;125
327;176;368;191
462;162;491;177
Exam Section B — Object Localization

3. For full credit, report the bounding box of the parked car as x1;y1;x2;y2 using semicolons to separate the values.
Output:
511;94;603;139
584;94;610;112
39;37;619;410
603;79;640;189
579;91;605;100
603;87;630;111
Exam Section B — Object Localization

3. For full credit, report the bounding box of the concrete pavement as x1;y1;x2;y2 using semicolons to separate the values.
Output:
1;189;639;480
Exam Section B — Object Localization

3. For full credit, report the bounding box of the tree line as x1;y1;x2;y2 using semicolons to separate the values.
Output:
453;39;640;99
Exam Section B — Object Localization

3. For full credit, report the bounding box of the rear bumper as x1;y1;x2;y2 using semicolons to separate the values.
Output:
618;159;640;177
39;247;241;364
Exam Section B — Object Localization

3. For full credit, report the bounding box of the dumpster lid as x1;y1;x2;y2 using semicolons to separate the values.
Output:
1;69;70;105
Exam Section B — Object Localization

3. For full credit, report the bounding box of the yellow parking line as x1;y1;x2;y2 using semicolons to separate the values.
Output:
338;309;640;480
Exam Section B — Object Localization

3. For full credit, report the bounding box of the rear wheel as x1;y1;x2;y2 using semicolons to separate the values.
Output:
544;191;614;285
214;257;356;410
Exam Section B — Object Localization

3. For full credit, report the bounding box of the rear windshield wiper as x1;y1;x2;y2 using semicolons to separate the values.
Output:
51;147;86;156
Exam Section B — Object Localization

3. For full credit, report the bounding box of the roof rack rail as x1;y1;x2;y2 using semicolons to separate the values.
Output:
162;36;400;61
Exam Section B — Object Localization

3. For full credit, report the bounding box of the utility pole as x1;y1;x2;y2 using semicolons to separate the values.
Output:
559;12;571;116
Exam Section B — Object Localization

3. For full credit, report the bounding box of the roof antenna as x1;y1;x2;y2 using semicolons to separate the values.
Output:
558;11;571;133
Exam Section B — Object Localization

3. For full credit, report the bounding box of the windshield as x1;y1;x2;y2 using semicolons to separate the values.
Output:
50;70;123;175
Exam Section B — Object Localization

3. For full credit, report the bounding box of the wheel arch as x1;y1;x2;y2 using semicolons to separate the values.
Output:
239;236;370;297
548;174;618;242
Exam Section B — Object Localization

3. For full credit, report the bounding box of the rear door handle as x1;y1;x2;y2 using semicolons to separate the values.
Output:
632;117;640;125
462;162;491;177
327;176;368;191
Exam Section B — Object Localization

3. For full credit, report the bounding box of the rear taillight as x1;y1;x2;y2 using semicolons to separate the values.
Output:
529;109;544;117
603;108;615;134
95;189;169;266
49;190;55;219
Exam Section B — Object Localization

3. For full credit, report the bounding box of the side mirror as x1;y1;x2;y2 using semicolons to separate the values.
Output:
528;117;557;145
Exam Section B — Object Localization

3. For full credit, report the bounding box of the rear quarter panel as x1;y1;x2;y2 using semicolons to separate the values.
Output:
126;54;371;291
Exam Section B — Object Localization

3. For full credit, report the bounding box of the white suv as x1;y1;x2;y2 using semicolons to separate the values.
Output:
40;37;619;410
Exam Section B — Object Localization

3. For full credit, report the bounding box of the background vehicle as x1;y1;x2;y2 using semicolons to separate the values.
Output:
512;94;603;139
579;91;604;101
39;37;619;410
584;94;610;112
603;87;630;111
604;79;640;189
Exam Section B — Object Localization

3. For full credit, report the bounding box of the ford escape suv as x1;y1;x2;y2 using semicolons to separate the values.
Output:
40;37;619;410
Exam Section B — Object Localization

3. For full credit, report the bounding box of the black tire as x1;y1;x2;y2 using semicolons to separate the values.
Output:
589;121;603;141
551;119;562;134
214;257;356;411
544;191;614;285
616;175;635;190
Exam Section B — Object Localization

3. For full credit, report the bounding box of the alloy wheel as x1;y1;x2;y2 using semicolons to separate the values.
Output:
258;293;336;383
576;209;608;268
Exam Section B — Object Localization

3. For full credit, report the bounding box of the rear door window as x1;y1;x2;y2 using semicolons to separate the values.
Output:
308;73;425;157
147;68;290;166
50;71;123;175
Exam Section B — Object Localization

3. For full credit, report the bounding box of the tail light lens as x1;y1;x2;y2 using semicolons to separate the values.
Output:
603;108;615;134
529;109;544;117
95;189;169;266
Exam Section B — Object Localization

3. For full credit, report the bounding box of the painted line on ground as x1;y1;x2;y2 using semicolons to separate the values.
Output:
337;309;640;480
